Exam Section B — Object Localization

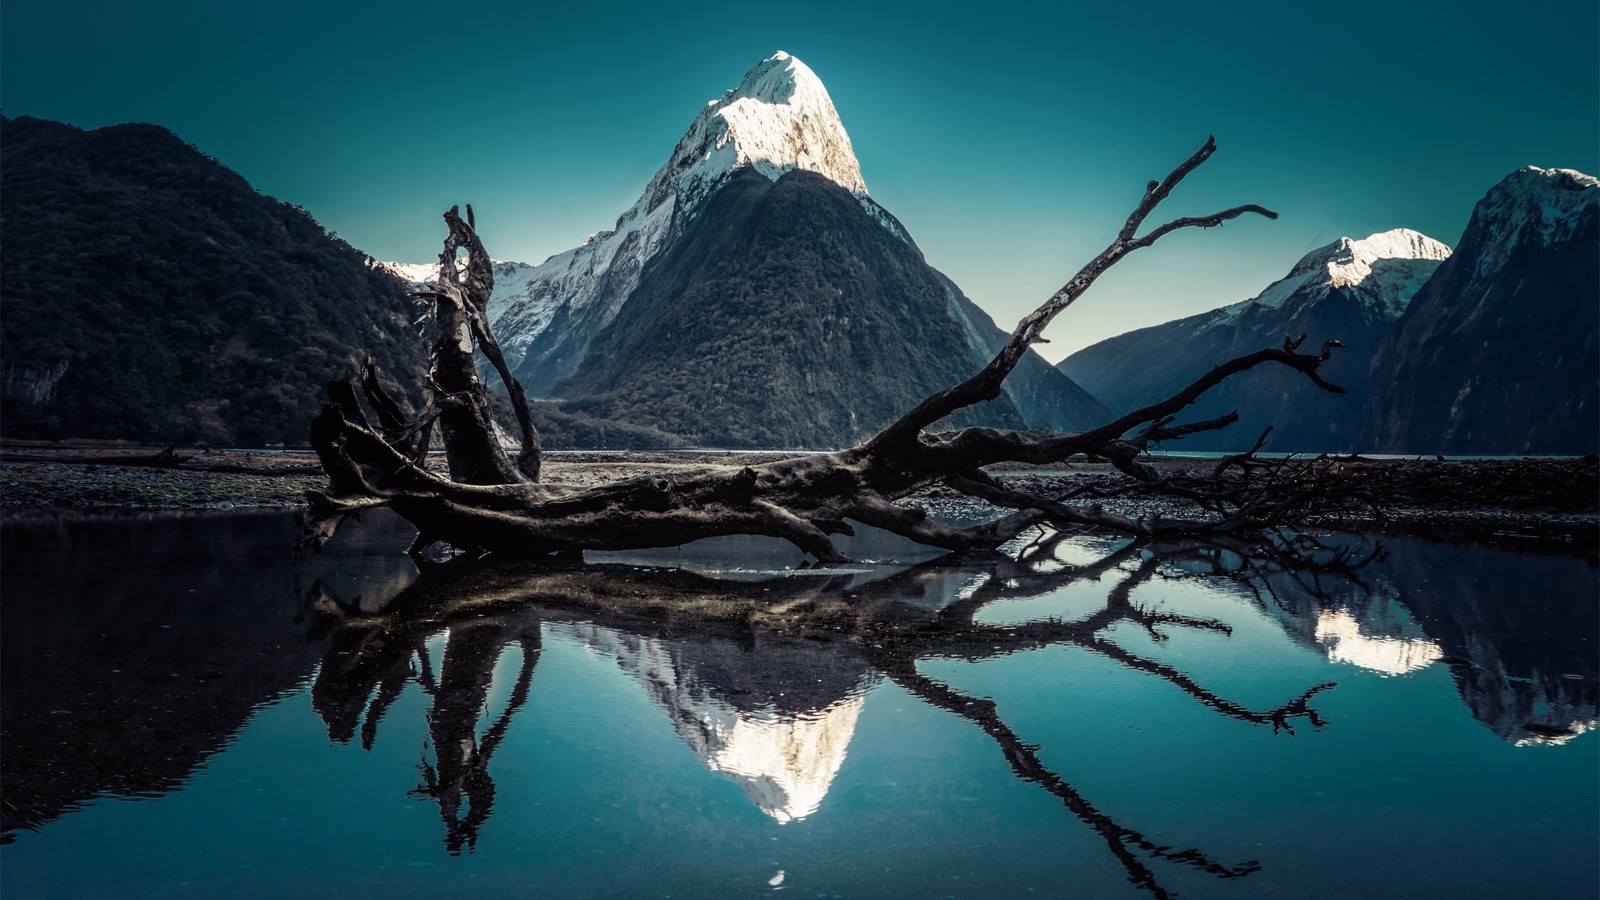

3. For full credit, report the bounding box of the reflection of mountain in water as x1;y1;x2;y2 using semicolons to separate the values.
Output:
1387;540;1597;745
1314;607;1443;676
557;623;874;823
0;513;348;840
1239;536;1597;745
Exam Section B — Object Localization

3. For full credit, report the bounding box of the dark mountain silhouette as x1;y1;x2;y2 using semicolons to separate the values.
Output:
0;115;426;446
1363;167;1598;454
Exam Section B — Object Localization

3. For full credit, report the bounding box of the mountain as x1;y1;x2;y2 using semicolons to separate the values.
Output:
0;115;426;445
554;166;1101;446
490;51;871;388
474;51;1107;447
1363;167;1599;454
1058;229;1451;451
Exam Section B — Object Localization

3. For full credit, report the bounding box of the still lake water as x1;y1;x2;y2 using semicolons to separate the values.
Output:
1;509;1595;899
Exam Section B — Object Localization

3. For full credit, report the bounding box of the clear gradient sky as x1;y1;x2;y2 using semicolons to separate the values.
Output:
4;0;1595;359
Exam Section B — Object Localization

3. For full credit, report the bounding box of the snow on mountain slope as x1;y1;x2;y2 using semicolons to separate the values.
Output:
486;51;873;379
647;50;866;211
1059;228;1452;451
1362;165;1598;453
1204;228;1451;329
1466;166;1598;279
378;259;538;321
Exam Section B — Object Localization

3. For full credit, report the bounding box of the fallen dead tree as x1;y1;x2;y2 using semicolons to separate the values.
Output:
302;138;1361;561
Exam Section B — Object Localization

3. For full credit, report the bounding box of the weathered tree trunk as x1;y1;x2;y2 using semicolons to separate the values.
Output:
302;139;1359;561
417;205;539;486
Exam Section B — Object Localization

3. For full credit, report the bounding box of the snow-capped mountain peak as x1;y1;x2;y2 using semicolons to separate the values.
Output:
711;51;866;194
1210;228;1452;326
1314;229;1453;290
1469;166;1598;279
479;52;875;376
644;51;866;215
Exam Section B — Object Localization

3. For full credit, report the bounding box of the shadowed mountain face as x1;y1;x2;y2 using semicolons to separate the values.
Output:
1388;540;1599;746
555;168;1106;447
1058;230;1449;452
1363;167;1599;454
0;115;426;445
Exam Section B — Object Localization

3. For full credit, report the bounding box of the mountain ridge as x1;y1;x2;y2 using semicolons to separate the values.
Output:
1362;166;1598;454
0;114;427;445
1059;228;1451;452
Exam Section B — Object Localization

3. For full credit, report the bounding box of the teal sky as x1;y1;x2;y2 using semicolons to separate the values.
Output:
4;0;1595;359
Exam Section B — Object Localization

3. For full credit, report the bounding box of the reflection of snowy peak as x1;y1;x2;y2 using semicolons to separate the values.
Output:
1251;536;1600;746
1314;607;1443;676
1454;653;1598;747
556;622;870;823
699;700;866;824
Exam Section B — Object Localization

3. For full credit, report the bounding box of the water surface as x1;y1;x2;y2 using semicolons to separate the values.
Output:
2;510;1595;898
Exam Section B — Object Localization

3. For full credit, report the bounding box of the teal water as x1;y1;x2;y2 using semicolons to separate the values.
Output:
1;511;1595;898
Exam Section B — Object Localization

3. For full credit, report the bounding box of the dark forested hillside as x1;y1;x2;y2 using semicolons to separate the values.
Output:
0;115;426;446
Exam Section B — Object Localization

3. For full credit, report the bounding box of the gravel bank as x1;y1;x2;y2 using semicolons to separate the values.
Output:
3;448;1594;552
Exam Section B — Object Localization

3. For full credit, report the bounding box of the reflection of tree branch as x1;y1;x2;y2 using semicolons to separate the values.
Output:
311;619;428;745
874;557;1336;734
361;659;414;751
879;657;1258;899
306;588;545;853
301;523;1380;883
860;545;1350;897
408;617;542;854
1085;639;1335;734
930;533;1145;626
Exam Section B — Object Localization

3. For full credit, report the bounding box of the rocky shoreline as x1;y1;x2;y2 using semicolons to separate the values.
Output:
2;447;1594;554
0;449;815;513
